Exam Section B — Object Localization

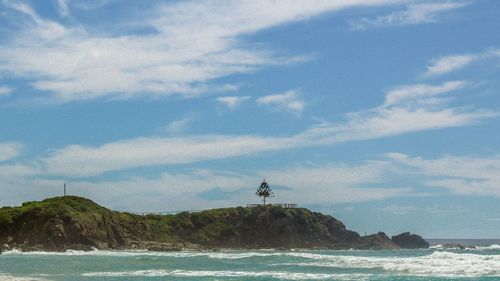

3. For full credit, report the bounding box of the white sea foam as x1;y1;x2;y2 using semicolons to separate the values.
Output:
287;251;500;277
0;249;279;259
4;248;499;277
430;243;500;251
0;274;50;281
478;244;500;250
82;270;373;280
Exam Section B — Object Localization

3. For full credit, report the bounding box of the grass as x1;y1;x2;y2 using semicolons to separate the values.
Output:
0;196;347;249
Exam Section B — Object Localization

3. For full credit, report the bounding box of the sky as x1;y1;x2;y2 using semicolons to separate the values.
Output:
0;0;499;238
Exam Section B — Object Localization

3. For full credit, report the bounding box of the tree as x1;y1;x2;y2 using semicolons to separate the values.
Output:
256;179;273;206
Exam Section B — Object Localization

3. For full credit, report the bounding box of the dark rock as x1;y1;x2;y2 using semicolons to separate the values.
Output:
147;243;183;252
0;196;427;251
391;232;429;249
359;232;399;249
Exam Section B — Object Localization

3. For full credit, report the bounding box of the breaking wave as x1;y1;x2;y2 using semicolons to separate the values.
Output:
286;251;500;277
82;270;373;280
3;248;499;278
0;274;50;281
1;249;279;259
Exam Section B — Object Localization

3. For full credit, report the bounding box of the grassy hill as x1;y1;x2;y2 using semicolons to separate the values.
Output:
0;196;427;252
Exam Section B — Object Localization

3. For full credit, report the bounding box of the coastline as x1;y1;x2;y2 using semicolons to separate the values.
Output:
1;196;428;252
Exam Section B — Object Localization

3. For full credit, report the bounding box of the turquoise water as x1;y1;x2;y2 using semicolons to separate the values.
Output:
1;245;499;280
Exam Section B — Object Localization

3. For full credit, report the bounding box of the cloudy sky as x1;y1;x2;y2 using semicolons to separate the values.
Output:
1;0;499;238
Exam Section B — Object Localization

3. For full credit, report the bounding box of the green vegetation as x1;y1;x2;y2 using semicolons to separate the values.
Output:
0;196;427;252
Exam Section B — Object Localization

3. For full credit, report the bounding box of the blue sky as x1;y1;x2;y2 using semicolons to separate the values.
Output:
1;0;500;238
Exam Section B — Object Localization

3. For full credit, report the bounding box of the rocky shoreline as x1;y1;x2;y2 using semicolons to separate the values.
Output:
0;196;429;253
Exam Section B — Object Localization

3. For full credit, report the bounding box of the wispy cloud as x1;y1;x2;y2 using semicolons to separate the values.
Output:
257;90;304;114
424;49;500;77
158;114;198;135
0;86;13;97
306;80;492;145
350;2;467;30
0;163;37;178
263;163;412;205
387;153;500;197
56;0;70;17
38;80;494;177
0;142;23;161
216;96;251;109
5;151;500;210
41;135;297;177
0;161;413;211
2;0;69;40
0;0;408;102
383;80;467;107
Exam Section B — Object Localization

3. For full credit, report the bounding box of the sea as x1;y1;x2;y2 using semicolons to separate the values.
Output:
0;240;499;281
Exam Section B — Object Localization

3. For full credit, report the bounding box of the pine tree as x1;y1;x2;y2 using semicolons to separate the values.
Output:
256;179;273;206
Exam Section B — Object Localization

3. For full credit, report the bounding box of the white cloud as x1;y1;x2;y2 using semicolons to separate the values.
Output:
0;163;38;178
38;80;495;177
350;2;467;30
216;96;251;109
0;0;409;102
159;114;198;135
263;163;412;205
304;80;493;145
257;90;304;114
163;120;190;135
4;151;500;210
6;152;500;210
56;0;70;17
0;142;23;161
0;86;13;97
387;153;500;197
383;80;467;107
42;135;298;177
424;49;500;77
0;161;413;211
425;55;477;77
2;0;69;40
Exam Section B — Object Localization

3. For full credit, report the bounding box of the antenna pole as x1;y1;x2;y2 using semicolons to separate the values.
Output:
64;183;66;197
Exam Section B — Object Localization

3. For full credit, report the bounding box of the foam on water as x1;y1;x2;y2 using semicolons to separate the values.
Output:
3;248;499;278
1;249;279;259
286;251;500;277
479;244;500;250
82;270;373;280
0;274;49;281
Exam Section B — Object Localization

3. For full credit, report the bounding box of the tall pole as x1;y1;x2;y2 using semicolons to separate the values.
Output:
64;183;66;197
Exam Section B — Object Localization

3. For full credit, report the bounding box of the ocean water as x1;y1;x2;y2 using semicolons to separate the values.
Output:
1;243;499;280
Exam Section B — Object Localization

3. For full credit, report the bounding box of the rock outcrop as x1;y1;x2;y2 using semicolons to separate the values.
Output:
391;232;429;249
0;196;429;251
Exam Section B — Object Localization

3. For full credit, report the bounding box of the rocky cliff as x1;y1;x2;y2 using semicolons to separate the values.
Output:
0;196;428;252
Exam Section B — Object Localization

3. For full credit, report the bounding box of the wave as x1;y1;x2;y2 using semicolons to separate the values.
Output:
430;244;500;250
0;274;50;281
82;270;373;280
0;249;280;259
4;248;499;277
478;244;500;250
286;251;500;277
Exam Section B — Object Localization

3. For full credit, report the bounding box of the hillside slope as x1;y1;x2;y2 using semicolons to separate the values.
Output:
0;196;427;251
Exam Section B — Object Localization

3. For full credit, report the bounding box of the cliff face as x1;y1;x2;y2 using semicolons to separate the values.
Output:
0;197;153;251
0;196;428;251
